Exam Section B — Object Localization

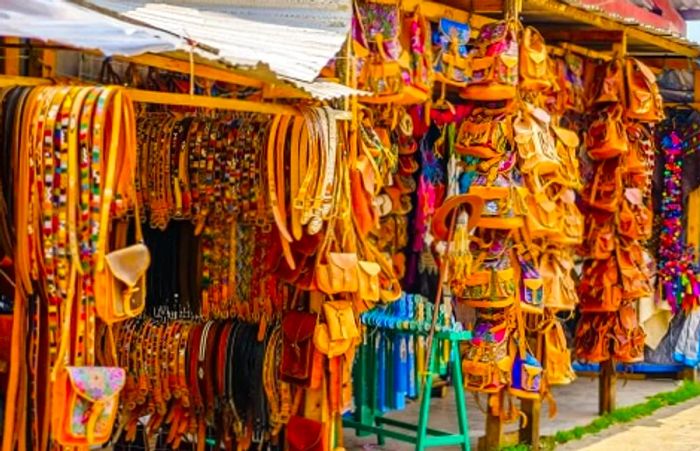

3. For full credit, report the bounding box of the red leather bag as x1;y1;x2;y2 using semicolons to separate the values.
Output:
287;416;323;451
281;311;317;385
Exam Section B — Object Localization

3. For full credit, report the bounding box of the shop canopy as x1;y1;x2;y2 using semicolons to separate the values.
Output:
0;0;358;99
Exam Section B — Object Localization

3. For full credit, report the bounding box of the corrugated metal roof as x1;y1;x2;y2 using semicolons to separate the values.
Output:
0;0;177;56
0;0;360;100
91;0;351;32
117;3;347;83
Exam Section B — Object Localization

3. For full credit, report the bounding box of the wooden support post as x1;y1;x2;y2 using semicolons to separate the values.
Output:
519;399;541;451
599;359;617;415
694;70;700;104
482;393;504;451
2;38;22;76
519;330;542;449
680;367;697;382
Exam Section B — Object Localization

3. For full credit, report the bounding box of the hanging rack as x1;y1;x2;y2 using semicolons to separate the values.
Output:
0;74;352;119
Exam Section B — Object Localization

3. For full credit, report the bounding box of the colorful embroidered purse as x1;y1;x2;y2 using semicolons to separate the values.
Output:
461;20;519;101
433;18;471;86
51;366;125;446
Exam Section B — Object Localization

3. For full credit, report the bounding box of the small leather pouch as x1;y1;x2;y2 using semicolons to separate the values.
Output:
281;311;317;385
51;366;126;446
509;350;543;400
518;252;544;314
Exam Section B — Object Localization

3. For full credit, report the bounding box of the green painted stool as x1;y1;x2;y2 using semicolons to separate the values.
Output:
344;330;472;451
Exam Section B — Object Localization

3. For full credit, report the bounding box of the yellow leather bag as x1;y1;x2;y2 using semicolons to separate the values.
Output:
455;268;516;309
358;260;381;302
625;58;664;122
524;177;559;239
323;301;360;342
316;253;360;295
520;26;551;92
456;112;512;159
514;107;560;175
542;318;576;385
552;125;581;189
539;250;579;311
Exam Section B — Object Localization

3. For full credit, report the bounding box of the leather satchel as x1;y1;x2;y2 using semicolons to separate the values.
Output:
316;252;360;294
95;206;150;324
287;416;324;451
281;311;317;385
323;301;360;342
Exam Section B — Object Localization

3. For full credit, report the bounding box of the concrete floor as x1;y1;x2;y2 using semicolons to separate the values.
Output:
344;377;680;450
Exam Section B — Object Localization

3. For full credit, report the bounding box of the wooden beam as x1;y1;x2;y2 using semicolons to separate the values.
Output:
119;53;264;89
526;0;700;58
0;75;51;87
439;0;504;13
0;75;351;119
548;43;612;61
540;29;624;43
694;70;700;103
637;57;694;71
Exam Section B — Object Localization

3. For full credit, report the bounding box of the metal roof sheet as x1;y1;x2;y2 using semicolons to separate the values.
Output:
0;0;177;56
0;0;360;100
118;2;348;83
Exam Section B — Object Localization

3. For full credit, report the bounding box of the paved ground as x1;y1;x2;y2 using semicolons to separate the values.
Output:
557;398;700;451
344;377;680;450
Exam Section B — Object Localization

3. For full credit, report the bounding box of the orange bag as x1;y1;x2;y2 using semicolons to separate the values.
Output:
586;106;628;160
456;112;512;159
581;158;623;212
539;249;579;311
625;58;664;122
616;239;652;300
612;304;645;363
617;188;652;241
592;58;625;105
578;260;622;313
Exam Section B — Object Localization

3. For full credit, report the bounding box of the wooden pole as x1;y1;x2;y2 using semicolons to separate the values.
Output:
599;359;617;415
483;393;504;451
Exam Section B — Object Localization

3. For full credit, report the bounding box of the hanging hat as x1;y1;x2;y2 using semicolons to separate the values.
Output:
431;194;483;241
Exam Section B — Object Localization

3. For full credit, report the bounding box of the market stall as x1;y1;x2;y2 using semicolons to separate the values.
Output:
2;0;700;451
